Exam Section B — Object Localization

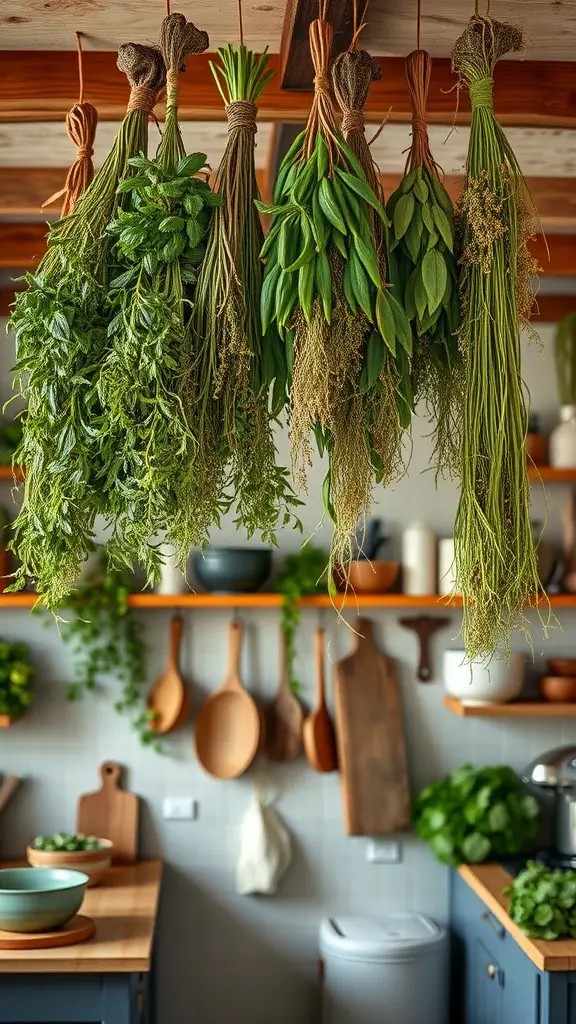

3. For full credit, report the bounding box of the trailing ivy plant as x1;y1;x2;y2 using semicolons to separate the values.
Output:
276;546;327;692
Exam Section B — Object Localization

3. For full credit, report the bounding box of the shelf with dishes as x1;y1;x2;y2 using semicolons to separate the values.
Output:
444;697;576;718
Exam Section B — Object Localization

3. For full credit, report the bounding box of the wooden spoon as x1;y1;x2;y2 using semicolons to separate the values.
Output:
148;615;186;734
194;620;261;779
266;629;303;762
398;614;450;682
303;627;337;773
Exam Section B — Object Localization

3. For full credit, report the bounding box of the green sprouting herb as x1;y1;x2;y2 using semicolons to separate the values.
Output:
8;44;166;607
386;49;462;478
183;43;301;553
33;833;102;852
451;16;544;661
503;861;576;940
554;312;576;406
413;763;539;866
0;639;34;719
276;546;327;692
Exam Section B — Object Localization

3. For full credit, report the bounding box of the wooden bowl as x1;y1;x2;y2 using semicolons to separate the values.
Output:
336;561;400;594
26;839;113;887
539;676;576;703
547;658;576;677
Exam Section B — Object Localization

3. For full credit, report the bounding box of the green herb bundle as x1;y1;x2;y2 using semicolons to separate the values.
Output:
9;44;166;607
276;545;327;692
332;47;412;489
504;861;576;940
386;49;462;476
554;312;576;405
98;14;215;582
182;44;299;552
0;640;34;720
259;9;411;575
451;16;542;660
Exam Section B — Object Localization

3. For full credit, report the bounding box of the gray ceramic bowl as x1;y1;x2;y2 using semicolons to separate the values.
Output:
0;867;89;932
193;548;272;594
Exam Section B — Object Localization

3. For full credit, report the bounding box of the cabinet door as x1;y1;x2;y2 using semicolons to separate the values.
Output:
469;938;504;1024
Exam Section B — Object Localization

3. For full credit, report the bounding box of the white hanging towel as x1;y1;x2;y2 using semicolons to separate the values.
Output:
235;786;292;896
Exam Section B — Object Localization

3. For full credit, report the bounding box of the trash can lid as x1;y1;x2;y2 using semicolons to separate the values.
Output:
320;914;446;963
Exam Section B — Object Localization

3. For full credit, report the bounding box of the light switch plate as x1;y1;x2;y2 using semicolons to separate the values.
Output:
367;839;402;864
162;797;197;821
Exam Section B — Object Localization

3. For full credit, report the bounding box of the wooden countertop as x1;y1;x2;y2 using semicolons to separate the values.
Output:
0;859;162;974
459;863;576;972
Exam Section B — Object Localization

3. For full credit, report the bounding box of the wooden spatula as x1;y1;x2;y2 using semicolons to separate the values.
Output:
77;761;139;864
398;614;449;681
266;629;303;762
148;615;186;733
0;774;19;815
303;628;337;773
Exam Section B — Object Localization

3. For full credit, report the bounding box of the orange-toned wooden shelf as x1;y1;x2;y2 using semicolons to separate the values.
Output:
0;465;23;481
0;715;15;728
444;696;576;717
528;466;576;482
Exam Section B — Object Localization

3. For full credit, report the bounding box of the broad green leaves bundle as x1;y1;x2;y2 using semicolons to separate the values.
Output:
98;14;214;582
413;764;539;866
9;43;166;607
504;862;576;940
260;15;412;574
451;16;542;660
186;44;300;549
387;49;462;476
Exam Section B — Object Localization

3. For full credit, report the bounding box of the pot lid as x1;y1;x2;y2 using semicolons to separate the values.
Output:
524;746;576;788
319;914;445;962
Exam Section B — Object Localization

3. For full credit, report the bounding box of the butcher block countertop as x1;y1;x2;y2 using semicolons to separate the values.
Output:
459;863;576;972
0;859;162;974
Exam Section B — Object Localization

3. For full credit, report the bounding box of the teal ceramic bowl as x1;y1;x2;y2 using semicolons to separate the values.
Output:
0;867;89;933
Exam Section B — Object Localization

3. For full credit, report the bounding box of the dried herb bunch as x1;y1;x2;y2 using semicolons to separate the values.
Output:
260;6;411;576
386;49;462;477
184;43;300;550
9;44;166;607
99;14;217;582
451;15;542;660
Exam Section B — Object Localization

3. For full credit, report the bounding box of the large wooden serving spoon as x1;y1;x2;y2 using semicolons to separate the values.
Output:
302;627;337;773
266;628;303;762
194;620;261;779
148;615;187;733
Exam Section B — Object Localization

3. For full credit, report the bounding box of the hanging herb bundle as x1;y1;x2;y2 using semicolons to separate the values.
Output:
451;15;542;660
183;42;299;552
99;14;216;582
259;3;412;575
386;49;462;476
9;44;166;607
332;45;412;489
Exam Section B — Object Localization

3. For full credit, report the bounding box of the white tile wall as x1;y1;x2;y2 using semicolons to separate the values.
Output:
0;322;574;1023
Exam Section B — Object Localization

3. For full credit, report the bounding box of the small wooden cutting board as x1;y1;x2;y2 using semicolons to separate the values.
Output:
333;618;411;836
76;762;139;864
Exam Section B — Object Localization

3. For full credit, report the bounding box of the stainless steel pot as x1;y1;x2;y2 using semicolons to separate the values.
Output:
524;746;576;856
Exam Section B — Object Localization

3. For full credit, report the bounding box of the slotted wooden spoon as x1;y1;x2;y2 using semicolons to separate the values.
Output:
266;628;303;762
194;620;261;779
303;627;337;773
148;615;186;734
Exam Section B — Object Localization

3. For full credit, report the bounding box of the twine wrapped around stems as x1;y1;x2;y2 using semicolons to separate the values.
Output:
43;101;99;217
303;9;339;166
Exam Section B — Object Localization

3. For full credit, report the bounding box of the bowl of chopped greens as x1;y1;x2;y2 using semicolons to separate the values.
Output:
27;834;113;887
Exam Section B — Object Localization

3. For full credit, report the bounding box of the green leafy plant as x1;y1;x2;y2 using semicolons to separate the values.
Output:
276;546;327;692
0;639;34;719
32;832;102;852
503;861;576;940
53;549;155;747
413;764;539;866
554;312;576;406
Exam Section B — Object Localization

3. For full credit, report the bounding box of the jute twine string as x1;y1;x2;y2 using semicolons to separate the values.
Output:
332;49;382;199
43;32;99;217
159;12;209;129
226;100;258;135
304;5;340;166
404;48;442;177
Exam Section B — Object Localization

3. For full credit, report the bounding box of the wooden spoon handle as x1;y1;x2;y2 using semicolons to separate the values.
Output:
279;627;290;693
315;628;326;709
169;615;184;669
226;620;243;688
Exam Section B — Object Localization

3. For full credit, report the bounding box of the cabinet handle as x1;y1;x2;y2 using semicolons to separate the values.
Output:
481;911;505;939
487;964;496;979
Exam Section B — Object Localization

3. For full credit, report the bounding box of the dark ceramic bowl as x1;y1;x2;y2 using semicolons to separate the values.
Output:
193;548;272;594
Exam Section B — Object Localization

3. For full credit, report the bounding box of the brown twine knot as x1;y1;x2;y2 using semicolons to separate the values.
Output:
332;49;381;120
126;85;158;114
304;16;339;165
160;12;209;75
340;108;365;134
313;71;331;95
226;100;257;135
117;42;166;93
404;48;442;178
42;100;98;217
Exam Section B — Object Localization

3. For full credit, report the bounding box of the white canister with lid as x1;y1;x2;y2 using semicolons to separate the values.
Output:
402;523;436;595
438;537;458;596
156;543;188;595
550;405;576;468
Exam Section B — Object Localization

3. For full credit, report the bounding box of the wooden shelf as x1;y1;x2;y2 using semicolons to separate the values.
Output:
444;696;576;717
0;466;23;481
528;466;576;482
0;716;16;728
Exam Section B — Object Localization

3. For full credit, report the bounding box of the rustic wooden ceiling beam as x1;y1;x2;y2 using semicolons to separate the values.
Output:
2;51;576;127
279;0;353;89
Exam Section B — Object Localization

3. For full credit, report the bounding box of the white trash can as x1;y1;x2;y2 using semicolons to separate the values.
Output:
320;914;448;1024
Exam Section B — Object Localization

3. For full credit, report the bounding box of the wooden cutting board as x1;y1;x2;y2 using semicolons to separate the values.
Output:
333;618;411;836
76;762;139;864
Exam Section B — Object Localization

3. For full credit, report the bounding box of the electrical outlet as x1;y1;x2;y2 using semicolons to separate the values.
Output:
367;840;402;864
162;797;197;821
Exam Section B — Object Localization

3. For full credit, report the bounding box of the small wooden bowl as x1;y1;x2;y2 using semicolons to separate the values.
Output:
547;658;576;677
26;839;113;887
539;676;576;703
335;560;400;595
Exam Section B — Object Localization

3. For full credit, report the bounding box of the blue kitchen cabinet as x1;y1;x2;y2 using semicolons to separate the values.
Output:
451;870;576;1024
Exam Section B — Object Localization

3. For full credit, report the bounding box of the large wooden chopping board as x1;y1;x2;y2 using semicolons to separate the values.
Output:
333;618;411;836
76;762;139;864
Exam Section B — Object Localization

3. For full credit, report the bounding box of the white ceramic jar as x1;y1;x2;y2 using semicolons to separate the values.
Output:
156;543;187;595
438;538;458;596
550;405;576;468
443;650;525;705
402;522;436;595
